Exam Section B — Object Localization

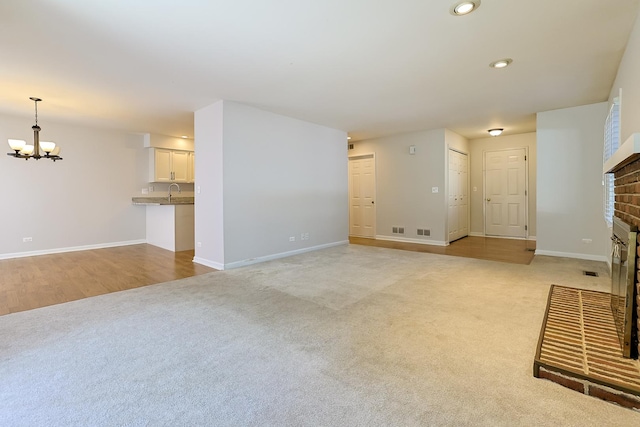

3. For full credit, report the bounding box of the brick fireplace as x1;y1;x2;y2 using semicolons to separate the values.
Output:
613;157;640;358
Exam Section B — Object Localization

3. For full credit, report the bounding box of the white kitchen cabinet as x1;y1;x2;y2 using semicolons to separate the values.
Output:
149;148;193;183
172;150;189;182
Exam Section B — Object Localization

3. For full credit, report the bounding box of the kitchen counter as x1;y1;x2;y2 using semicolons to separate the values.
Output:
132;196;194;205
132;195;195;251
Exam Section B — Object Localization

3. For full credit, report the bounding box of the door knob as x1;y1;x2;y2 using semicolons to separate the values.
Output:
371;201;375;204
486;198;491;202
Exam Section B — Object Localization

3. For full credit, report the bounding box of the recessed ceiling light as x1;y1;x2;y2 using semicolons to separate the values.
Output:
489;58;513;69
488;128;504;137
347;136;352;140
181;135;188;139
450;1;481;16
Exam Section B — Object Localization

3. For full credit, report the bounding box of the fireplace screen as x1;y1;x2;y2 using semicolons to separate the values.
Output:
611;216;638;358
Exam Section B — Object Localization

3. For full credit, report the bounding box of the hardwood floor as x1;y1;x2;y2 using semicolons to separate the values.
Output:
350;235;536;265
0;244;215;316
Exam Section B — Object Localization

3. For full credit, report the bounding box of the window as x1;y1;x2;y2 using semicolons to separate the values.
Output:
603;96;620;226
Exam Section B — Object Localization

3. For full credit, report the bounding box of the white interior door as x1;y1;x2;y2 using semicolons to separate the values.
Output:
484;148;527;238
448;150;468;242
349;155;376;238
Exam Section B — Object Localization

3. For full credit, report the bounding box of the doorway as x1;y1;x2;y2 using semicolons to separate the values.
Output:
484;148;528;238
348;154;376;238
448;149;469;242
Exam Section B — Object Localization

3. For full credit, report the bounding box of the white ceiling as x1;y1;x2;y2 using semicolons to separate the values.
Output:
1;0;638;141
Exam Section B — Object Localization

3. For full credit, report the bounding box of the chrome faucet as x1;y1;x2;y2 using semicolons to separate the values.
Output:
168;183;181;201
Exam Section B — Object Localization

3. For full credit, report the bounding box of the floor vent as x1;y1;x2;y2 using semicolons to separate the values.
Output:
583;271;599;277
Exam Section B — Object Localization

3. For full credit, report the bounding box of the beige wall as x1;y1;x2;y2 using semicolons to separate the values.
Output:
350;128;469;245
194;101;348;270
469;132;537;237
0;115;148;258
537;103;609;262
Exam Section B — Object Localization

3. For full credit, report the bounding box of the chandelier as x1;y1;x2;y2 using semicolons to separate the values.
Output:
6;97;63;161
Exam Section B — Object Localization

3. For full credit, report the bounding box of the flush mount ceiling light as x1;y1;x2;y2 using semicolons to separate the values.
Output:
7;97;63;161
489;58;513;69
488;128;504;137
450;1;481;16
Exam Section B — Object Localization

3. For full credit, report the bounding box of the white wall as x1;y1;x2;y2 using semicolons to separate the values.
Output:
194;101;348;269
193;101;225;268
469;132;537;237
0;115;147;258
536;103;609;261
351;129;452;244
610;10;640;143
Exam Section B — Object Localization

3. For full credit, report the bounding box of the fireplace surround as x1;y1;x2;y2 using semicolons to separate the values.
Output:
613;157;640;359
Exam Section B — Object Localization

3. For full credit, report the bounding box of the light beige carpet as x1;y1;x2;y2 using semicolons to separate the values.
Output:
1;244;637;426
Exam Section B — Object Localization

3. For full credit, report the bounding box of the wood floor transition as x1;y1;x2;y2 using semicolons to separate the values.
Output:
350;235;536;265
1;236;533;316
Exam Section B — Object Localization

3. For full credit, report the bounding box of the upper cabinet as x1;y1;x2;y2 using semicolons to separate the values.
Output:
149;148;194;183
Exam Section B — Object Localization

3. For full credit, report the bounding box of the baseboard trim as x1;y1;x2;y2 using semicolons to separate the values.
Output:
210;240;350;270
375;235;448;247
0;239;148;261
469;232;484;237
192;257;224;270
535;249;608;263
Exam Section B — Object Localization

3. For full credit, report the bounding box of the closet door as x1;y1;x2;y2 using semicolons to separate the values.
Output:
448;150;468;242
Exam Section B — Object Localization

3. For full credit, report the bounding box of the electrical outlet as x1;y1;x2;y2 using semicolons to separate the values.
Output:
141;188;149;194
582;238;592;244
289;236;295;242
432;187;439;193
23;237;32;242
148;186;154;193
197;242;202;247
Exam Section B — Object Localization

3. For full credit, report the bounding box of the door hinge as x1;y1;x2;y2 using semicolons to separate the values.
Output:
525;190;527;196
525;225;528;231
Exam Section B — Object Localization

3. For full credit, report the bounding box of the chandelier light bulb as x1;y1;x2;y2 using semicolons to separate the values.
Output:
8;139;26;151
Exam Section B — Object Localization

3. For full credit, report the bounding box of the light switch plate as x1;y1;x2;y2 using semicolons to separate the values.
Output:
432;187;438;193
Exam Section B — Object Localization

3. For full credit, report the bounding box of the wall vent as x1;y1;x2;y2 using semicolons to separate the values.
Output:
417;228;431;237
398;227;404;234
348;143;354;150
392;227;405;235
